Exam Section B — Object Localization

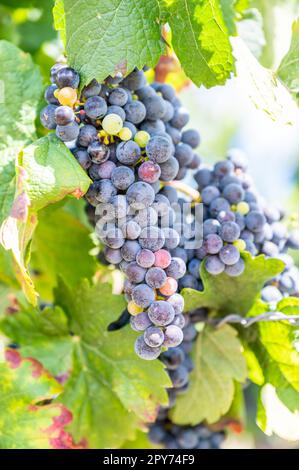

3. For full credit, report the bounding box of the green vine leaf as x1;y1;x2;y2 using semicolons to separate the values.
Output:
0;348;81;449
0;40;43;146
53;0;66;46
0;134;91;305
30;205;97;300
1;279;171;448
163;0;234;88
60;0;165;88
182;252;284;316
171;324;247;425
278;19;299;98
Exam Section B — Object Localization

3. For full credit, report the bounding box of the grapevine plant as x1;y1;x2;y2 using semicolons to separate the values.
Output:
1;0;299;450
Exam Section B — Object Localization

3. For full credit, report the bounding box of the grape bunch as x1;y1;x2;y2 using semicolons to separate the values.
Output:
174;149;299;298
149;308;225;449
41;64;202;360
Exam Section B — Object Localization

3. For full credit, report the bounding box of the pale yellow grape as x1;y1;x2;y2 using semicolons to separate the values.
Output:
134;130;150;148
118;127;132;141
55;87;77;107
102;113;123;135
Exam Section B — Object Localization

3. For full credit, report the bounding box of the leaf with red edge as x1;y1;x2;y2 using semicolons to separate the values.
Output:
0;134;91;306
0;349;83;449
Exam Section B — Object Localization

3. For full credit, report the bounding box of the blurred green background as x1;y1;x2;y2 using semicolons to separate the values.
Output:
1;0;299;449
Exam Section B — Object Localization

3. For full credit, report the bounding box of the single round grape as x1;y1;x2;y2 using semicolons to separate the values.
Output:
219;245;240;265
205;255;225;275
102;113;123;135
88;141;110;163
165;257;186;279
145;267;167;289
194;168;212;189
122;220;141;240
159;157;179;181
188;258;201;278
111;166;135;191
56;122;80;142
163;325;183;348
201;186;220;205
55;66;79;88
104;227;125;249
161;347;184;370
126;261;146;283
167;293;184;315
121;240;141;262
227;148;248;170
126;182;155;210
217;210;235;224
188;152;202;169
134;207;158;228
214;160;234;178
131;283;155;308
179;274;199;290
170;107;189;129
143;95;166;120
97;160;116;179
225;258;245;277
288;229;299;249
223;183;245;204
138;161;161;183
84;96;107;119
181;129;200;148
148;301;175;326
45;84;59;105
124;100;146;124
177;430;198;449
134;336;161;360
81;79;101;99
73;148;92;170
219;222;240;243
77;124;98;147
55;106;75;125
144;326;164;348
136;249;155;268
203;219;220;237
209;197;230;217
50;62;67;83
116;140;141;165
261;285;283;303
169;365;189;388
246;210;266;232
159;277;178;296
205;234;223;254
130;312;152;332
104;247;122;264
154;249;171;269
118;127;132;141
122;69;146;90
146;135;173;163
108;87;128;106
56;87;77;107
139;226;165;251
175;143;193;166
40;104;57;129
95;179;117;203
172;313;186;329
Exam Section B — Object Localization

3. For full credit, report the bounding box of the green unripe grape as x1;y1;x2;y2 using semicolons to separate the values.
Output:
102;113;123;135
237;201;250;215
233;239;246;252
134;130;150;148
118;127;132;141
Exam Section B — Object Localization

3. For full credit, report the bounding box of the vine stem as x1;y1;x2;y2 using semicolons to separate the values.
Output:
166;181;201;202
211;311;299;328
